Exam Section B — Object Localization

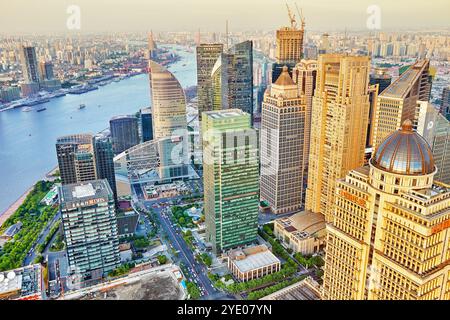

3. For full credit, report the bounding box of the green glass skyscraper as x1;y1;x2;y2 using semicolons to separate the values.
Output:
202;109;259;253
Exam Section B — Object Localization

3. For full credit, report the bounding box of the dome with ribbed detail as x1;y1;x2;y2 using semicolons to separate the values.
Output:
372;120;435;175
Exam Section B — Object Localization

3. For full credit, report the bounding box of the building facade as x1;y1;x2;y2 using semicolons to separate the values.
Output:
20;46;40;84
56;134;97;185
59;180;120;278
323;121;450;300
372;60;431;149
260;66;307;214
140;107;153;142
196;44;224;121
203;109;259;253
109;115;140;155
306;54;371;222
440;86;450;121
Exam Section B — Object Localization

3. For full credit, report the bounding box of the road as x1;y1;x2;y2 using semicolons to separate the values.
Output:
23;211;61;266
144;201;229;299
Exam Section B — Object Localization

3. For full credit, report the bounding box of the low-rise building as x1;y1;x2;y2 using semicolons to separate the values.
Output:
227;244;281;282
273;211;326;255
0;221;23;241
260;277;321;300
0;264;43;300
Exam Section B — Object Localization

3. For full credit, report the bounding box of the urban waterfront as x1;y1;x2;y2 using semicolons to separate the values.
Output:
0;45;197;215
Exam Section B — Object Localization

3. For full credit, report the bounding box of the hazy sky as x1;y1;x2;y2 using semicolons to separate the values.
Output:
1;0;449;34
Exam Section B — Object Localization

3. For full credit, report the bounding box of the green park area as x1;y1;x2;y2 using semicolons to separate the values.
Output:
0;180;58;271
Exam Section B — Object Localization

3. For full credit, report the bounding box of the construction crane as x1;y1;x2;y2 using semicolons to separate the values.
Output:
285;3;297;29
295;3;306;30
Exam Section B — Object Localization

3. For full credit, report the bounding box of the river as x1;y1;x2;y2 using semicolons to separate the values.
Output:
0;44;197;215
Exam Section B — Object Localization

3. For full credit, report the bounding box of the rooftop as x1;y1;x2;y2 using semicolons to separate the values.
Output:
59;179;112;205
260;277;321;300
276;211;326;239
0;264;42;300
204;109;246;119
381;60;428;98
228;244;280;273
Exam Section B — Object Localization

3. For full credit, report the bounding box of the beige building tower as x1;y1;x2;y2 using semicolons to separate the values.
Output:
276;7;305;64
260;66;308;214
149;60;187;140
292;60;318;179
372;59;431;149
305;54;371;222
323;120;450;300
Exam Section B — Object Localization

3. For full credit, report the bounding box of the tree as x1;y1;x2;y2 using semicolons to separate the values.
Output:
157;255;168;265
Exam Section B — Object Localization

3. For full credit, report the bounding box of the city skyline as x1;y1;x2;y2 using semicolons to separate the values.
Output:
1;0;450;34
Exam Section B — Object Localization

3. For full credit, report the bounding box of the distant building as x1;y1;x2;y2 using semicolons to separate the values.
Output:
227;244;281;282
203;109;259;253
440;86;450;120
109;115;140;154
20;46;40;83
59;180;120;278
273;211;325;255
140;108;153;142
39;61;54;81
0;264;43;300
0;86;21;102
369;67;392;94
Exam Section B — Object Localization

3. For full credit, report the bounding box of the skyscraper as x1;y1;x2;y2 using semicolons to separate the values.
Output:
59;180;120;278
109;115;140;154
292;59;318;180
39;61;54;81
196;44;224;121
440;86;450;120
20;46;40;83
210;41;253;119
149;60;188;180
56;134;97;185
260;66;307;214
203;109;259;253
140;108;153;142
56;134;118;204
149;60;187;140
306;54;371;222
272;7;305;83
323;121;450;300
372;60;431;149
431;114;450;184
94;136;118;204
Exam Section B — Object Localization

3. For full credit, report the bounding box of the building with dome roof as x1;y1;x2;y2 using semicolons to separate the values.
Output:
323;120;450;300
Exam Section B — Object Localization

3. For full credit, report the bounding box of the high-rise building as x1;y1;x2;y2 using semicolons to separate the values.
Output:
39;61;54;81
431;114;450;184
20;46;40;83
56;134;97;185
210;41;254;119
440;86;450;120
94;136;118;204
59;180;120;278
323;120;450;300
140;108;153;142
318;33;330;55
306;54;371;222
109;115;140;154
292;60;318;178
149;60;187;140
260;66;308;214
372;60;431;149
56;134;118;204
196;44;224;121
203;109;259;253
